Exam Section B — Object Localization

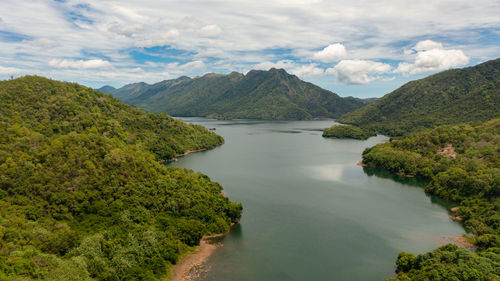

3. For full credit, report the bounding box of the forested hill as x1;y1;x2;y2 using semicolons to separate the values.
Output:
339;58;500;136
1;76;223;161
108;68;366;120
363;120;500;280
0;76;241;280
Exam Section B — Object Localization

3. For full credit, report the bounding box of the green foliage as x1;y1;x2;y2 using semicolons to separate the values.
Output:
362;119;500;280
112;69;366;120
389;245;500;281
0;76;242;280
364;120;500;243
340;58;500;136
322;124;376;140
0;75;223;161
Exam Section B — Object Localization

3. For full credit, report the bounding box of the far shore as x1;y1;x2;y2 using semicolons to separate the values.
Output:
169;224;235;281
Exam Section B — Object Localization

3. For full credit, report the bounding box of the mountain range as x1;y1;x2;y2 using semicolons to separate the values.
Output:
102;68;369;120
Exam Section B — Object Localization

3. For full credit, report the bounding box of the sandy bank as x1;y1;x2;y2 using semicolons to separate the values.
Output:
159;141;224;163
439;236;477;249
356;161;367;167
169;224;235;281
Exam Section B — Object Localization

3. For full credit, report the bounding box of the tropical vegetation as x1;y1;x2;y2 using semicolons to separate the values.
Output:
0;76;242;280
361;119;500;280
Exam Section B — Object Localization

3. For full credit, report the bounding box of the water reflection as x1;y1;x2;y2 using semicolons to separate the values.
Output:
309;164;344;182
362;166;455;209
362;166;427;188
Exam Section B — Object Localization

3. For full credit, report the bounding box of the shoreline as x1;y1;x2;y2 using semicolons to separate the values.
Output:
439;235;477;249
169;224;235;281
159;141;224;164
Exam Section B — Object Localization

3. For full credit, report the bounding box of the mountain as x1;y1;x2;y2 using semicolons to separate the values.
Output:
0;76;240;280
111;68;366;120
96;85;116;94
339;58;500;136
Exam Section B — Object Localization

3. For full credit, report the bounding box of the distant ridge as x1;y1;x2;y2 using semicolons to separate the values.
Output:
96;85;116;94
339;58;500;136
109;68;366;120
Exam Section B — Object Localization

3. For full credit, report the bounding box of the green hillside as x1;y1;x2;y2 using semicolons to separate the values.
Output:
1;76;223;161
0;76;241;280
111;69;366;120
339;58;500;136
361;120;500;280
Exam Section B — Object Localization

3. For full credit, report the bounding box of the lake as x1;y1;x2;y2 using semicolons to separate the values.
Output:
167;118;464;281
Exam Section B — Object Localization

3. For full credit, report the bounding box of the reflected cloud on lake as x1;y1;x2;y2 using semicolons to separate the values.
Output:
309;164;345;182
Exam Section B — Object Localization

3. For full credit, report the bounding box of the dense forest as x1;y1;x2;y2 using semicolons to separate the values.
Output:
0;76;242;280
322;124;376;140
362;119;500;280
107;68;367;120
339;58;500;136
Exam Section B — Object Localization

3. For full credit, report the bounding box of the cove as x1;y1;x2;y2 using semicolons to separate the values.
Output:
167;118;465;281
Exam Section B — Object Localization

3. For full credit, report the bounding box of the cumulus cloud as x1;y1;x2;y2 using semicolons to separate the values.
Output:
313;43;346;63
327;59;391;84
396;40;469;75
198;24;222;37
290;64;324;78
49;59;112;69
414;40;443;51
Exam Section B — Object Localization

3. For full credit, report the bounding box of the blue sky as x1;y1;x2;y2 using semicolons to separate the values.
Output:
0;0;499;97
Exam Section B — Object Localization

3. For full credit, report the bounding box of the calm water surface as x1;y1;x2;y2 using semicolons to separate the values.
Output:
167;118;464;281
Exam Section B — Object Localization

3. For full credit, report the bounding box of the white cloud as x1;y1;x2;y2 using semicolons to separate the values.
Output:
253;60;324;78
395;40;469;75
414;40;443;51
254;60;296;70
0;0;498;89
290;64;324;78
327;59;391;84
135;29;180;47
0;65;24;75
49;59;112;69
23;38;59;49
313;43;346;62
198;24;222;37
167;60;205;71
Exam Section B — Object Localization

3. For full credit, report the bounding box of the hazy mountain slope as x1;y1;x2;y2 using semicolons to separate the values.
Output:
96;85;116;94
339;58;500;136
113;68;366;120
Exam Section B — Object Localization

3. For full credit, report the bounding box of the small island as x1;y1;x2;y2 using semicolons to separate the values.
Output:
322;124;376;140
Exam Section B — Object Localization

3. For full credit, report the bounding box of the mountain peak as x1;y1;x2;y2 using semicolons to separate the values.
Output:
112;69;365;120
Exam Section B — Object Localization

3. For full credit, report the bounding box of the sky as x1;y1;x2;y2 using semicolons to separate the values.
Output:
0;0;499;98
